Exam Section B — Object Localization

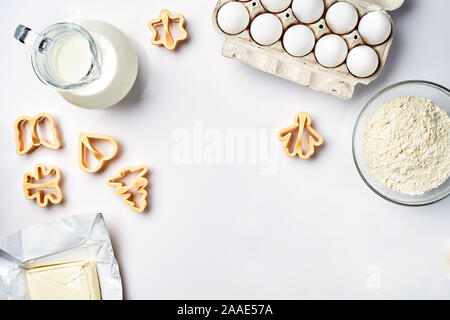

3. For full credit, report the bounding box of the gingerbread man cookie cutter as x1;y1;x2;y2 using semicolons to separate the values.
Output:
23;164;63;208
279;112;324;160
79;133;118;173
107;165;149;213
148;9;188;50
14;113;61;155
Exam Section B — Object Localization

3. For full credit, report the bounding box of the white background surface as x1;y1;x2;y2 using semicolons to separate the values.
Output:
0;0;449;299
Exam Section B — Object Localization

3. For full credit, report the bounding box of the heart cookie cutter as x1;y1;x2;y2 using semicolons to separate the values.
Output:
23;164;63;208
14;113;61;155
107;165;149;213
79;133;118;173
279;112;323;160
148;9;188;50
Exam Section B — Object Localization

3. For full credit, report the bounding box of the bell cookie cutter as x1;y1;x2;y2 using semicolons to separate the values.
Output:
79;133;118;173
14;113;61;155
279;112;323;160
107;165;149;213
148;9;188;50
23;164;63;208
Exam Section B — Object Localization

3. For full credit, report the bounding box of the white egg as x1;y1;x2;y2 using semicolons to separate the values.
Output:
283;25;315;57
358;11;391;45
250;13;283;46
217;1;250;35
291;0;325;24
346;45;379;77
314;34;348;68
261;0;292;13
325;1;359;34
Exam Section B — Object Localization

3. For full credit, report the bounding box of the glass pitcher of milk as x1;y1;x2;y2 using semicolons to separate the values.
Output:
14;21;138;109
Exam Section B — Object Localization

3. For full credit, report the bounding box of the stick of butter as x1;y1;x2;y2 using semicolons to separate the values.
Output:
26;261;101;300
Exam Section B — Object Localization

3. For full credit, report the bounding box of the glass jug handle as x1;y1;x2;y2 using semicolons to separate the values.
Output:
14;25;38;45
14;25;51;53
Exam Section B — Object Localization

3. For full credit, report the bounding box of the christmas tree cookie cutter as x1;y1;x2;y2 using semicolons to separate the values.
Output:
79;133;118;173
14;113;61;155
107;165;149;213
148;9;188;50
279;112;324;160
23;164;63;208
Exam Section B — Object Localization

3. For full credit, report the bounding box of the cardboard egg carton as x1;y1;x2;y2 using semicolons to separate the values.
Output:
213;0;405;99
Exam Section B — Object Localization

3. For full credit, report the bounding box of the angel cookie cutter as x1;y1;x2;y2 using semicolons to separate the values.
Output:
279;112;324;160
148;9;188;50
23;164;63;208
14;113;61;155
107;165;149;213
79;133;119;173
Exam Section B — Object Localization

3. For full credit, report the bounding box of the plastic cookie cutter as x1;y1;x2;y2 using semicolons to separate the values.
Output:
107;165;149;213
148;9;188;50
79;133;118;173
23;164;63;208
14;113;61;155
279;112;324;160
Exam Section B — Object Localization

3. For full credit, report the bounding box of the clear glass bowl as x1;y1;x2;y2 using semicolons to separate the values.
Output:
352;80;450;206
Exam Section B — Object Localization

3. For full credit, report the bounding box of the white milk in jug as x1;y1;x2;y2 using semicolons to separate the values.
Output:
58;20;138;109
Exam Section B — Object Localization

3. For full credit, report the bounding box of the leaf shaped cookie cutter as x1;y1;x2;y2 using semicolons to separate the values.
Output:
23;164;63;208
79;133;118;173
148;9;188;50
107;165;149;213
279;112;324;160
14;113;61;155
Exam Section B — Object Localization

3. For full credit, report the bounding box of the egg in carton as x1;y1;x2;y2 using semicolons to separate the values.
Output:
213;0;405;99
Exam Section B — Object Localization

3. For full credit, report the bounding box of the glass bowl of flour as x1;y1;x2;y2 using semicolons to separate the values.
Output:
353;80;450;206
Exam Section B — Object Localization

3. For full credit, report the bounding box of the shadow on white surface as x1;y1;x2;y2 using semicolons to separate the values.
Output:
113;41;152;110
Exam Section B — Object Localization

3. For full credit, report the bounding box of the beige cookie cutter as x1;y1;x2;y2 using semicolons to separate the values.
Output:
279;112;323;160
14;113;61;155
107;165;149;213
148;9;188;50
79;133;118;173
23;164;63;208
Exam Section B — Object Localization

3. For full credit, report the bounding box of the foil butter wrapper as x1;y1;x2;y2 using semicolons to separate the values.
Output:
0;213;122;300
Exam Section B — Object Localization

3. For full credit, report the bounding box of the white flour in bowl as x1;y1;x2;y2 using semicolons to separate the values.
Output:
362;96;450;195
